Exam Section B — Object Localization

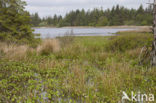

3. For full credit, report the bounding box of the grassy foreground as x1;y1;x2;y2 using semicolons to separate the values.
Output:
0;31;156;103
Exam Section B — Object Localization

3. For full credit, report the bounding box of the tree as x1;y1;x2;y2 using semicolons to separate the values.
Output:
30;13;41;26
137;5;144;14
46;16;53;25
151;0;156;66
0;0;36;44
97;16;108;26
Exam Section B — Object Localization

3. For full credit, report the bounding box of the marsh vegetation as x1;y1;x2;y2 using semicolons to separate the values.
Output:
0;0;156;102
0;31;155;102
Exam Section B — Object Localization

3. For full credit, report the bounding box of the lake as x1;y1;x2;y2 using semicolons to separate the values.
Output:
34;27;135;38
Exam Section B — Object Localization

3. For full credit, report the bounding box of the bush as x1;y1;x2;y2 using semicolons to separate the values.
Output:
105;32;153;52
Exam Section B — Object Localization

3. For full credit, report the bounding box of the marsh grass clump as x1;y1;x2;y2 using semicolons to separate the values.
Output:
67;65;86;95
37;39;60;55
105;32;153;52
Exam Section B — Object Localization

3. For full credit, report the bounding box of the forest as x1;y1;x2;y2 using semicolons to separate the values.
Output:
31;5;153;27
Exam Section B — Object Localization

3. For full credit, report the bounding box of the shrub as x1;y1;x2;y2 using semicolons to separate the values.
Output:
105;32;153;52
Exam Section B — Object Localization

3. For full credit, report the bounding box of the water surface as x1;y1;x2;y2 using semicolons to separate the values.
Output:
34;27;134;38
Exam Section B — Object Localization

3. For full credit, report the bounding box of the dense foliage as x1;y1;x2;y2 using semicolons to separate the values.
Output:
105;32;153;52
0;0;38;44
31;5;153;27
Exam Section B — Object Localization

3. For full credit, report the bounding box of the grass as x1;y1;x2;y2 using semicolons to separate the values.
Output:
37;39;60;55
0;31;156;103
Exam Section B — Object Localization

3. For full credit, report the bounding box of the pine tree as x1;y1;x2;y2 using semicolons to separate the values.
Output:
30;13;41;26
0;0;36;44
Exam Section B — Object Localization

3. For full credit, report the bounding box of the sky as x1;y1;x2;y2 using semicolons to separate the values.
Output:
24;0;150;18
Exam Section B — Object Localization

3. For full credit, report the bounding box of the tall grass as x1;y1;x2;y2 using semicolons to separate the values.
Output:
0;42;29;60
37;39;60;55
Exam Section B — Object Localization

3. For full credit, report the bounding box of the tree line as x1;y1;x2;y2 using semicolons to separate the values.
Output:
31;5;153;27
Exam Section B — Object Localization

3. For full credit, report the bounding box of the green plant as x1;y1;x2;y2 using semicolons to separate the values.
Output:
105;32;153;52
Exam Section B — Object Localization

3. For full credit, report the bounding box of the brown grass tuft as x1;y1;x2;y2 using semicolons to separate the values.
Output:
37;39;60;55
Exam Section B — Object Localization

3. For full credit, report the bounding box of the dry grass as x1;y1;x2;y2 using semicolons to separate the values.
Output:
37;39;60;55
125;48;142;59
0;39;60;60
0;42;29;60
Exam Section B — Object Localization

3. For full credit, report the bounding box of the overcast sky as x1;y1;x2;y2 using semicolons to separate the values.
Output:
24;0;149;18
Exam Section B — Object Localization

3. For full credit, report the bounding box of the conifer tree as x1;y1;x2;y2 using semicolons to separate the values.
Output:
0;0;36;43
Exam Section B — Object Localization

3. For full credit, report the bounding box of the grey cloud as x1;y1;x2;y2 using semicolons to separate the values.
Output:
25;0;88;7
24;0;149;17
